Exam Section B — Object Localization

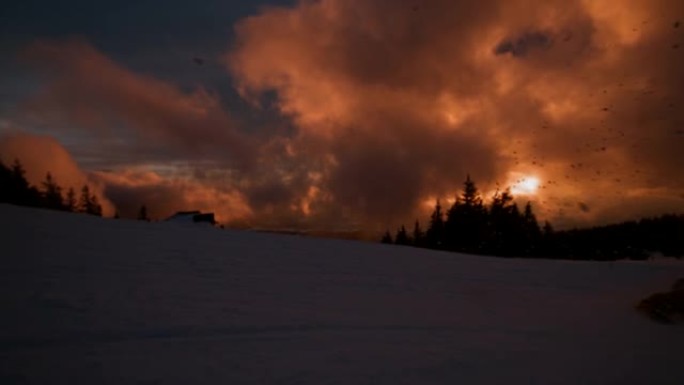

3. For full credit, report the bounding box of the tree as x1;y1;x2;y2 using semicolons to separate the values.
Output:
90;194;103;217
425;200;444;249
487;188;513;254
6;159;40;206
412;220;425;247
462;175;483;207
65;188;77;212
381;231;393;244
138;205;149;221
522;202;542;256
79;185;92;214
0;159;12;203
10;159;30;192
444;196;461;250
481;197;543;257
539;221;556;257
41;173;65;211
79;185;102;216
444;175;489;253
395;225;410;245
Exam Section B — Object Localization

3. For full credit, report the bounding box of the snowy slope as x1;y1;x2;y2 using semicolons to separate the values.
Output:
1;204;683;385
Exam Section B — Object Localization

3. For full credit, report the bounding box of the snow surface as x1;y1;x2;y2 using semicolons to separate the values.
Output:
1;204;683;384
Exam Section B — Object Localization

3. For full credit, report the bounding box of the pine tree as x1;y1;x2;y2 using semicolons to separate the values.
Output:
0;159;12;203
77;185;103;216
445;175;488;253
41;173;64;210
487;188;528;256
444;196;461;250
90;194;103;217
523;202;542;256
65;188;77;212
425;200;444;249
138;205;149;221
539;221;556;257
462;175;483;207
381;231;393;244
79;185;93;214
395;225;410;245
412;220;425;247
488;189;508;252
9;159;39;206
10;159;29;192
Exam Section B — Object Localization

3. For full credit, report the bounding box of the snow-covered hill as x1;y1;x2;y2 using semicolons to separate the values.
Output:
1;204;683;384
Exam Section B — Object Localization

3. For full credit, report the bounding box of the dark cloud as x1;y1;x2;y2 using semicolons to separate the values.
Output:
19;39;256;170
578;202;590;213
494;31;553;57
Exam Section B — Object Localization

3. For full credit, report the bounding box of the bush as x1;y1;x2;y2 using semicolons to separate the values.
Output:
636;279;684;324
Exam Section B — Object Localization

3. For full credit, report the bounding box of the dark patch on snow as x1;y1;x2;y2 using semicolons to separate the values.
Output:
636;279;684;324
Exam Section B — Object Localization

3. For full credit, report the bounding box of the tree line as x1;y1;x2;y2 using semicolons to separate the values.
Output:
382;175;684;260
2;157;167;222
1;158;103;216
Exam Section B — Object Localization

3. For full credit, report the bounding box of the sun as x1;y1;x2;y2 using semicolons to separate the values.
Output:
510;176;541;196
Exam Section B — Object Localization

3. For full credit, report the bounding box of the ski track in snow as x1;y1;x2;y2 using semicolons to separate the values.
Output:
1;204;683;384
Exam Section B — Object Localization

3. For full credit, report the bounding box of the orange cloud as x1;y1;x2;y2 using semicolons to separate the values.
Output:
227;0;684;229
91;169;252;223
6;1;684;232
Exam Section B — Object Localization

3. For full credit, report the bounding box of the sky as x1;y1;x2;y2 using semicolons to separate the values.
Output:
0;0;683;234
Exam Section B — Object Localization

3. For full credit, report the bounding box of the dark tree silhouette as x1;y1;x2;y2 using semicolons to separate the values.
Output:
412;220;425;247
522;202;542;256
41;173;65;211
138;205;149;221
381;174;683;260
381;230;393;244
10;159;30;192
425;200;444;249
90;194;103;217
395;225;410;245
0;159;12;203
65;188;77;212
79;185;92;213
487;188;530;256
5;159;41;206
487;188;512;254
79;185;102;216
444;176;489;253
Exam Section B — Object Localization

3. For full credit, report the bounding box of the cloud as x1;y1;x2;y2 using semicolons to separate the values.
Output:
19;39;255;170
227;0;684;229
494;31;553;57
6;0;684;232
91;169;252;223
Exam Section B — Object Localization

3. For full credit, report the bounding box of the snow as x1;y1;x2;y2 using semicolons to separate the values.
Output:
1;203;683;384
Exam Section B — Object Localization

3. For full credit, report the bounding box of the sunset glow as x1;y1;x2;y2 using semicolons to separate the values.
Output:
1;0;683;232
510;176;541;196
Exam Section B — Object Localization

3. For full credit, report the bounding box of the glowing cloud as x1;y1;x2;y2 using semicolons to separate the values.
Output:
6;0;684;232
510;176;541;196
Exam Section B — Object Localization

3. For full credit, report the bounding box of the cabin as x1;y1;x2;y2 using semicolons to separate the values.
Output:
165;210;216;226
